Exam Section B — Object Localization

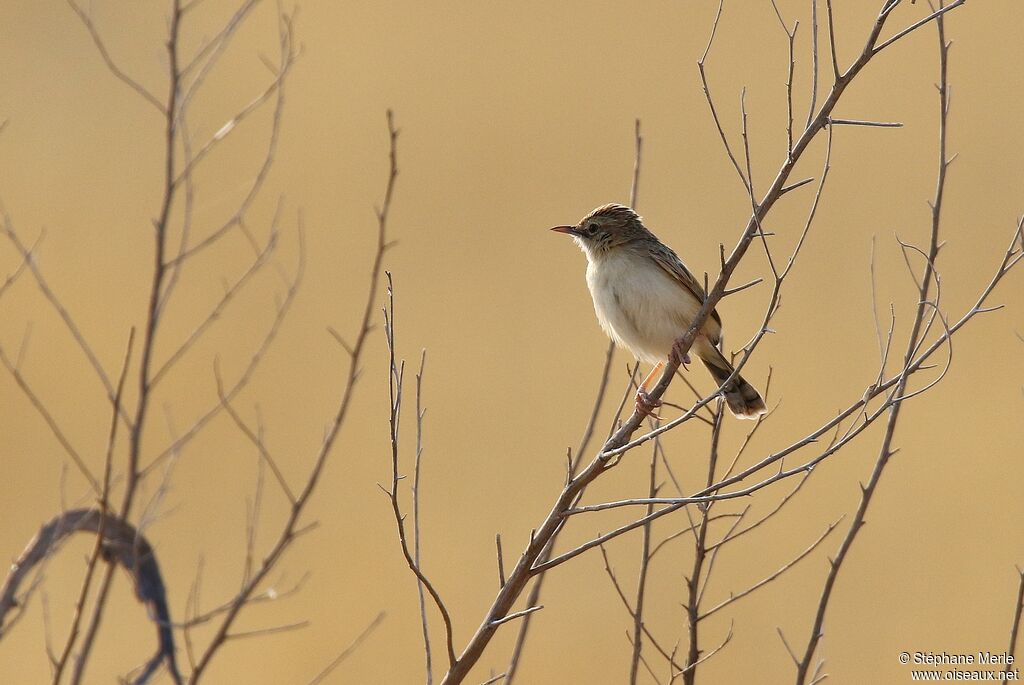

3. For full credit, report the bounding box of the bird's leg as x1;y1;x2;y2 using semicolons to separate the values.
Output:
670;337;692;367
635;362;665;418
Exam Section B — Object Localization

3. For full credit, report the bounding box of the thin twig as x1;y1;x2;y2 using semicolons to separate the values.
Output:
414;350;434;684
628;439;659;684
829;117;902;127
1009;567;1024;660
51;330;135;684
489;606;543;627
0;340;99;494
306;612;386;685
700;517;842;621
504;119;638;684
697;0;752;195
0;220;130;432
385;274;456;668
682;403;724;685
599;545;685;673
188;109;396;683
796;7;952;681
670;623;733;682
65;0;165;112
823;0;841;78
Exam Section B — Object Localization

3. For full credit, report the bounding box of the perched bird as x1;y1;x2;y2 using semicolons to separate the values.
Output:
551;203;766;419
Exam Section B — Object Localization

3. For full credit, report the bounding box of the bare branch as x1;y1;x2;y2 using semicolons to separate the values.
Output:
0;219;129;430
384;274;456;667
796;9;953;680
629;441;659;684
700;517;842;621
437;1;1001;681
504;119;637;683
768;0;798;156
780;177;815;195
598;544;685;674
414;350;434;684
1010;567;1024;660
829;117;903;127
489;606;543;628
51;330;135;684
306;612;386;685
141;239;303;479
806;0;820;128
670;623;733;682
153;233;277;387
630;118;642;208
697;0;752;195
188;109;397;682
873;0;966;54
65;0;165;113
0;340;99;494
215;363;296;504
823;0;841;78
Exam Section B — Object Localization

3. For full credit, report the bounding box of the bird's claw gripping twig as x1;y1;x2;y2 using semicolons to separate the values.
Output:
635;388;663;419
670;340;692;368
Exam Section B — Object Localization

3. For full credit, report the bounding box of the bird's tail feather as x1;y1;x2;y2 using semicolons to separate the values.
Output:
700;347;766;419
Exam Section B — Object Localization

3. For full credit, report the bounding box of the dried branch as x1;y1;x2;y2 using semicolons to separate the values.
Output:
141;242;303;479
152;232;277;387
165;11;294;268
65;0;165;113
214;363;296;504
599;545;685;673
769;0;798;157
437;6;982;678
51;330;135;684
697;0;752;195
829;117;902;127
705;472;811;552
670;623;733;683
0;339;99;494
1010;568;1024;660
0;218;131;432
306;612;386;685
873;0;966;54
630;118;643;207
489;607;543;628
384;274;456;667
699;517;842;622
795;7;953;681
823;0;840;79
414;350;434;684
504;119;639;684
682;404;725;685
174;11;296;188
187;110;397;682
629;440;659;684
119;0;184;523
805;0;820;129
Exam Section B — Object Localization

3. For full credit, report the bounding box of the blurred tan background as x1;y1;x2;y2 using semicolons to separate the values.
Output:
1;1;1022;682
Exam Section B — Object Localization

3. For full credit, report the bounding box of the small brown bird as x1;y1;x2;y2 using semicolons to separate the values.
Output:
551;203;766;419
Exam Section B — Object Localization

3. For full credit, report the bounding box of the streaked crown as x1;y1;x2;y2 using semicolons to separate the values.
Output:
574;203;651;250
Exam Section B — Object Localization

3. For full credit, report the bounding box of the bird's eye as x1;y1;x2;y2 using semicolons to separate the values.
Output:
584;224;598;236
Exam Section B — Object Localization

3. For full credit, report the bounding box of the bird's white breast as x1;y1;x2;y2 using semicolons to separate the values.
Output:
585;248;706;365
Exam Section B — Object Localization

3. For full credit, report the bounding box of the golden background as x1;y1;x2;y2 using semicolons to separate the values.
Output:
1;1;1022;682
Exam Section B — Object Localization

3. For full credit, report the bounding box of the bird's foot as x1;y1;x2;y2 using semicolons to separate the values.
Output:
635;388;663;419
670;340;692;367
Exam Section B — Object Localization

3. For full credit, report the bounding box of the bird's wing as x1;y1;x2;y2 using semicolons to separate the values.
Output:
648;243;723;330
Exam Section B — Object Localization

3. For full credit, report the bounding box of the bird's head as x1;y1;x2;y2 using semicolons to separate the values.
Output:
550;203;648;257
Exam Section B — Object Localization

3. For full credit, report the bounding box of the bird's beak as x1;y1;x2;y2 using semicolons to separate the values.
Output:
550;225;578;236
